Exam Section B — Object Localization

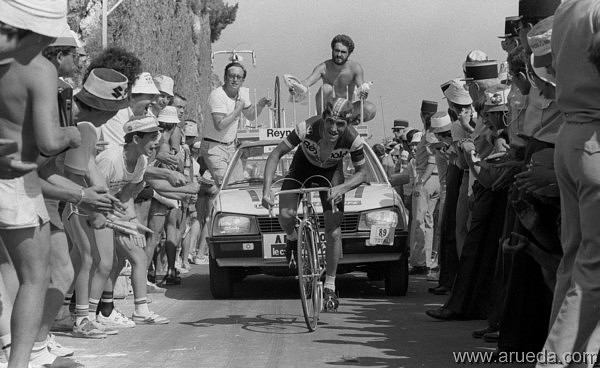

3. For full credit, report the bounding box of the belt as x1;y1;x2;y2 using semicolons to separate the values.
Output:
204;137;235;145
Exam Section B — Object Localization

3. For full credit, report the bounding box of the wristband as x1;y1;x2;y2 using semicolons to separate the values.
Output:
75;187;85;206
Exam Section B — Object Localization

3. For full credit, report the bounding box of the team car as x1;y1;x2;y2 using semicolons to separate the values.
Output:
207;131;409;299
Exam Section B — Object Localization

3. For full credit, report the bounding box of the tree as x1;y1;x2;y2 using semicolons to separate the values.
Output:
201;0;239;43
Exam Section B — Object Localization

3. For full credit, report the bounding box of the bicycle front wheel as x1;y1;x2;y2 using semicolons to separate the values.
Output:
297;220;321;331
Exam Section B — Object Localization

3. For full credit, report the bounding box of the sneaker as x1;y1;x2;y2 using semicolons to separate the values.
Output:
72;318;107;339
146;280;166;294
285;239;298;269
91;319;119;336
46;334;74;357
323;288;339;312
97;309;136;329
131;311;169;325
193;255;209;265
51;311;74;332
30;346;83;368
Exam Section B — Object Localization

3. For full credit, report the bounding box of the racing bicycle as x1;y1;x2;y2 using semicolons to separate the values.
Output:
270;181;336;331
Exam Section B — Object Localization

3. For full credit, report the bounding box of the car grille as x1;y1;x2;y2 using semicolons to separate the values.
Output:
257;213;360;233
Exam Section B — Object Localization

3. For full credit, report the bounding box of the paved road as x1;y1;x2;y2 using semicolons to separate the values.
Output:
59;265;520;368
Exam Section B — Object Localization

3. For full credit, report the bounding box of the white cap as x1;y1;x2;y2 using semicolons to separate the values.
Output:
153;75;174;97
132;72;160;95
123;116;160;134
157;106;179;124
410;131;423;144
430;112;452;133
444;80;473;105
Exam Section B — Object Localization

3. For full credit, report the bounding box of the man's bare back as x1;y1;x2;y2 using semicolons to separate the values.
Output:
0;46;79;163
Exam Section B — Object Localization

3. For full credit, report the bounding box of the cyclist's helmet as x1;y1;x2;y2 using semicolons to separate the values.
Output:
323;97;354;122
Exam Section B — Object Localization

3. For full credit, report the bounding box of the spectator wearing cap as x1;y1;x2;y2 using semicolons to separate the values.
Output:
151;75;174;114
372;143;395;179
534;0;600;363
446;79;473;256
62;68;131;341
98;72;160;150
95;115;170;326
420;100;438;130
408;120;440;275
427;82;510;322
490;48;561;354
400;129;421;211
427;112;452;282
429;80;472;295
392;119;409;142
499;16;522;54
527;16;564;146
202;62;271;186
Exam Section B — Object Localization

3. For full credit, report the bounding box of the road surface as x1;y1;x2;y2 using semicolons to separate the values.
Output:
59;265;524;368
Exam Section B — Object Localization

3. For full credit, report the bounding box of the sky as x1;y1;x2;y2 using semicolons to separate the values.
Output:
213;0;518;143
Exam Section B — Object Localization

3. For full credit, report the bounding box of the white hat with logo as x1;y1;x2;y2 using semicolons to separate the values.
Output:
123;116;160;134
430;112;452;134
527;15;553;68
484;84;510;113
157;106;180;124
75;68;129;111
153;75;174;97
132;72;160;95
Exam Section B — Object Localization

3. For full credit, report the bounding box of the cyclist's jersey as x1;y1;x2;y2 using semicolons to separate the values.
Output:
283;116;366;169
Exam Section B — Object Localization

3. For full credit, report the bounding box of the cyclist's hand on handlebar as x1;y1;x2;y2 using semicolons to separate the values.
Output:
328;186;345;204
261;190;275;210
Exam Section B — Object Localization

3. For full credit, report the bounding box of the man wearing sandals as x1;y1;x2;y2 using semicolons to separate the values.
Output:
262;97;367;311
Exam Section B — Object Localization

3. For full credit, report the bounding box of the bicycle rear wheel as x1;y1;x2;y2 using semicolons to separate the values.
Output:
297;220;321;331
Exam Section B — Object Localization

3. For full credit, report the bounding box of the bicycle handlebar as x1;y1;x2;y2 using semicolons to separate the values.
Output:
268;186;337;217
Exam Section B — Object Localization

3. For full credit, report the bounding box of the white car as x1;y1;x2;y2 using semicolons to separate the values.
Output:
207;139;409;298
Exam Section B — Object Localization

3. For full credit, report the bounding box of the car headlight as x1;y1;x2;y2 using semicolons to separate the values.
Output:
358;209;398;231
213;214;258;235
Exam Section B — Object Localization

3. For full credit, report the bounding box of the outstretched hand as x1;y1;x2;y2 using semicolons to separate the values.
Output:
0;157;37;179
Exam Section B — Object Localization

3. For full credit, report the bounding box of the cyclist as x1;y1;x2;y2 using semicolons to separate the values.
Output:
262;97;367;311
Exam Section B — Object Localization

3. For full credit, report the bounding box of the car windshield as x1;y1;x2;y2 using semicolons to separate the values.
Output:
222;144;387;189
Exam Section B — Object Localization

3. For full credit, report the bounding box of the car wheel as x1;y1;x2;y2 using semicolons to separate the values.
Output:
209;255;233;299
384;251;409;296
366;267;384;281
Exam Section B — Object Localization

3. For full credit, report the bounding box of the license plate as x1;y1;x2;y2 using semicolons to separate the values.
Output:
262;233;287;260
367;225;395;246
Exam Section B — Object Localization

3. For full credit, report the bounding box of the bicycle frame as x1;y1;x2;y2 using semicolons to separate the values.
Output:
271;186;333;331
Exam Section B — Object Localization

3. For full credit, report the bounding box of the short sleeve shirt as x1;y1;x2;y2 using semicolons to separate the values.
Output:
283;116;366;169
415;133;438;174
204;86;251;143
96;146;148;196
